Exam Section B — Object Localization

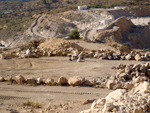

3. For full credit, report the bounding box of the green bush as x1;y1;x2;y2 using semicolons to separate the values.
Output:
35;102;40;108
56;51;62;56
69;29;80;39
23;100;33;106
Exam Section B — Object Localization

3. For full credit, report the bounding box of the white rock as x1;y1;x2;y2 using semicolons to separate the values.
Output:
125;54;132;60
36;78;43;85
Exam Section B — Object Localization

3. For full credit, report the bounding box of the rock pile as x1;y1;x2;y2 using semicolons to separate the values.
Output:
37;38;83;51
1;38;150;62
107;62;150;90
0;75;98;87
80;81;150;113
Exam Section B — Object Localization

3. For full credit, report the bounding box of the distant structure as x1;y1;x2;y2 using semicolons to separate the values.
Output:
114;6;125;9
102;19;113;25
78;5;87;10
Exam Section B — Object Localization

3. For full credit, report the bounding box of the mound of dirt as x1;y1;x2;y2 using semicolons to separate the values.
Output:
37;38;83;51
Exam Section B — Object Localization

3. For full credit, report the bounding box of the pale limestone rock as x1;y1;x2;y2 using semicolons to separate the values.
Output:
133;76;149;83
106;79;121;90
106;79;115;89
106;89;126;103
4;75;12;81
45;78;54;85
36;78;43;85
57;77;68;85
131;81;150;94
68;76;85;86
15;75;25;84
125;54;132;60
135;54;142;61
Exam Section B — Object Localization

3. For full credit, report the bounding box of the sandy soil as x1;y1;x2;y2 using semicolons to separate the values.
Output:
0;41;149;113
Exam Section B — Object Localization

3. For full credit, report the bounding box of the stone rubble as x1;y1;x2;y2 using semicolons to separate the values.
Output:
80;81;150;113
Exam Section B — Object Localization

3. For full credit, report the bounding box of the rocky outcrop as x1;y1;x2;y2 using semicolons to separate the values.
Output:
80;81;150;113
94;16;134;43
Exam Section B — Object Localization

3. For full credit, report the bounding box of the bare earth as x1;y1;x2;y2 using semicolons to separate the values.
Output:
0;41;149;113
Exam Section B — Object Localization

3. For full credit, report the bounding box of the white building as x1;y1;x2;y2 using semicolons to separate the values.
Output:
114;6;125;9
78;5;87;10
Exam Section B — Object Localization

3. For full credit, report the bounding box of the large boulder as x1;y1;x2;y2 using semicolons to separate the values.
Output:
57;77;68;85
15;75;25;84
68;76;85;86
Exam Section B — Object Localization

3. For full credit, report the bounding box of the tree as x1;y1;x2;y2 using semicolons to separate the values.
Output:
69;29;80;39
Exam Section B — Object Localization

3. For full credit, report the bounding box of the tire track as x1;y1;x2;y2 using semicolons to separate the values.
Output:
0;88;104;95
0;95;29;100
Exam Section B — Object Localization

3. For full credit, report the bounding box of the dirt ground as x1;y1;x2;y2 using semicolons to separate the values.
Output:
0;41;149;113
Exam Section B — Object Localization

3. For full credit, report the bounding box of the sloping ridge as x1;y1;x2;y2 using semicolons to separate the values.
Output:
94;16;134;43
